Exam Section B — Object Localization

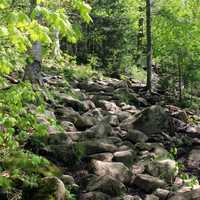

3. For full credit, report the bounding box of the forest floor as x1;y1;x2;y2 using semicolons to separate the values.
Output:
2;69;200;200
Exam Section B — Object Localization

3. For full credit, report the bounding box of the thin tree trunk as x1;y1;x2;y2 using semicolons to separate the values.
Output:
146;0;152;92
24;0;42;84
54;29;61;59
136;7;144;67
178;56;182;103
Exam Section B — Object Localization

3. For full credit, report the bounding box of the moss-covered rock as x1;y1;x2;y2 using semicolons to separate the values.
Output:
31;177;66;200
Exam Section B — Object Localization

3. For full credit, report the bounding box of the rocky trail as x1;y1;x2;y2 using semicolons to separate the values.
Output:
25;76;200;200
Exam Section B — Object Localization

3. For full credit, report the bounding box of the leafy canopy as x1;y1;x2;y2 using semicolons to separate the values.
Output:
0;0;92;75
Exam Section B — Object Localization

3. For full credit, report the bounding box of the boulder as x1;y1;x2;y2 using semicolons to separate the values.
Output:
126;129;148;143
60;175;79;193
60;175;75;186
121;195;142;200
76;139;118;156
147;159;178;183
84;120;112;138
113;150;136;167
133;174;166;192
135;143;169;159
154;188;170;200
79;192;110;200
131;164;145;175
187;148;200;174
172;110;188;123
31;177;66;200
168;188;200;200
87;153;113;162
87;175;126;196
91;160;132;183
78;81;112;92
145;194;159;200
55;107;93;130
113;88;147;106
117;111;132;122
121;106;170;136
60;121;77;132
91;108;104;121
47;133;72;145
58;94;89;112
43;144;76;165
107;115;119;127
96;100;120;113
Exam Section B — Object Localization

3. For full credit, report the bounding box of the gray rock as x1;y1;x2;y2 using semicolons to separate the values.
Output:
60;121;77;132
121;106;170;136
133;105;170;135
84;120;112;138
60;175;75;186
107;115;119;127
113;150;136;167
87;175;126;196
97;100;120;113
136;143;170;160
55;107;93;130
117;111;131;122
122;195;142;200
131;164;145;175
168;188;200;200
187;149;200;174
79;192;110;200
76;139;118;155
87;153;113;162
126;129;148;143
115;195;142;200
113;88;138;104
91;160;132;183
145;194;159;200
58;94;89;112
32;177;66;200
133;174;167;192
171;110;188;123
147;159;178;183
154;188;170;200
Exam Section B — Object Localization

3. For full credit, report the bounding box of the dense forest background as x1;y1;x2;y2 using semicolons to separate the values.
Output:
0;0;200;199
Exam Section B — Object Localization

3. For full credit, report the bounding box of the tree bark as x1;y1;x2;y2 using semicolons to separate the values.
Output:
178;56;182;103
54;29;61;59
146;0;152;92
24;0;42;84
136;6;144;67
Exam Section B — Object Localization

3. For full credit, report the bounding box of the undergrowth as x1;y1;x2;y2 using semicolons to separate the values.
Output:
0;82;60;195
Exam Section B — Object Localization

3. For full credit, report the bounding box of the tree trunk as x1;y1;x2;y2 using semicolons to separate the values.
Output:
24;0;42;84
178;56;182;103
54;29;61;59
136;7;144;67
146;0;152;92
